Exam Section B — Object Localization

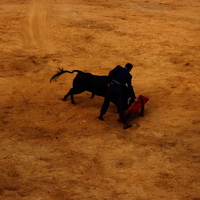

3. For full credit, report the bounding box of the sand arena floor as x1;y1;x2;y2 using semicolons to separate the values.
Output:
0;0;200;199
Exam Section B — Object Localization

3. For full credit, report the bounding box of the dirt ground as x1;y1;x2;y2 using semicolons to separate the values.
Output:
0;0;200;199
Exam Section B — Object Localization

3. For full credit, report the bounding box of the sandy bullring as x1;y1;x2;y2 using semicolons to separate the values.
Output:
0;0;200;199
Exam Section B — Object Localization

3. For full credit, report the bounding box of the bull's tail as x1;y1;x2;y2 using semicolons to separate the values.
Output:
50;68;82;82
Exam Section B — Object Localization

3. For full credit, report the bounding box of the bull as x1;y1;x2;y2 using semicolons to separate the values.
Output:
50;68;135;108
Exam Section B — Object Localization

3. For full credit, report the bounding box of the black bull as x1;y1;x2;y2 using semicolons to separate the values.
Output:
50;68;135;109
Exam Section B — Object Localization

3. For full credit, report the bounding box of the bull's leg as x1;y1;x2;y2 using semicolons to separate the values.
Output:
63;87;87;104
140;105;144;116
139;97;144;116
62;88;76;104
90;92;95;99
70;94;76;104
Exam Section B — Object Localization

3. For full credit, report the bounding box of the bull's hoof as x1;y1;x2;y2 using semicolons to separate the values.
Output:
123;124;132;129
62;98;67;101
98;116;104;121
